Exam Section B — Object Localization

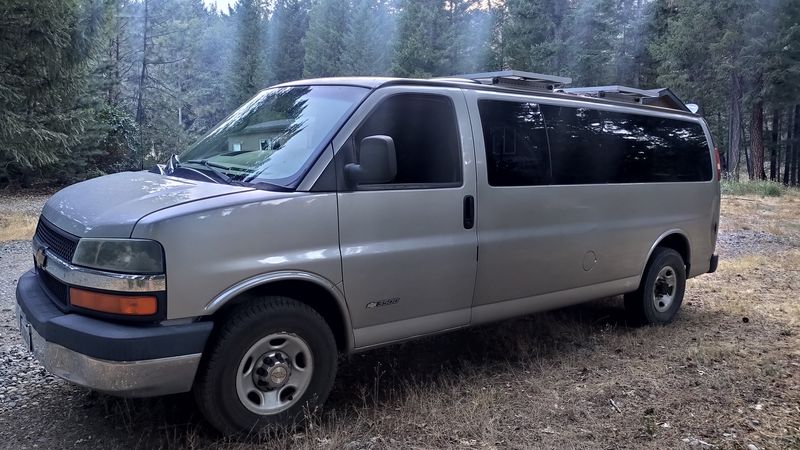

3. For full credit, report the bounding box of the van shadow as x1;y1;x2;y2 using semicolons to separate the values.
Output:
84;296;635;444
80;295;739;445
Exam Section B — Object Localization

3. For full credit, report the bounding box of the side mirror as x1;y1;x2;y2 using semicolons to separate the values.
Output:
345;135;397;185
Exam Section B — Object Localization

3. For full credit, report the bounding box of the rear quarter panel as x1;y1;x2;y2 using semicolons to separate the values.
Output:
473;182;717;304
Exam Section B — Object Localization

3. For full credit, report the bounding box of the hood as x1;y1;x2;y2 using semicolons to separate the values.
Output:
41;171;254;238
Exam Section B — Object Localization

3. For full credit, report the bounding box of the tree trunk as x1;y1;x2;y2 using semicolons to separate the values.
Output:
742;120;751;179
792;104;800;186
717;111;725;170
770;108;780;181
750;100;765;180
134;0;149;126
744;137;752;179
785;106;794;185
728;74;742;178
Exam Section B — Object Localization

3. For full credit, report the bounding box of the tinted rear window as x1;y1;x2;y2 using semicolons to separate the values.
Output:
478;100;550;186
477;99;712;186
541;104;712;184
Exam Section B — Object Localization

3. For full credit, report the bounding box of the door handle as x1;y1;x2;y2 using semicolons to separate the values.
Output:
463;195;475;229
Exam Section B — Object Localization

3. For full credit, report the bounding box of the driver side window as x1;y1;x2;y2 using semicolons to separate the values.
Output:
349;93;462;189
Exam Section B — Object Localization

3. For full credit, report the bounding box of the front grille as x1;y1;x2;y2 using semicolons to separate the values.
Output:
37;267;69;308
35;218;78;262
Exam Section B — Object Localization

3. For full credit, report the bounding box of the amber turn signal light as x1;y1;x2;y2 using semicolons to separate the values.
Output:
69;288;157;316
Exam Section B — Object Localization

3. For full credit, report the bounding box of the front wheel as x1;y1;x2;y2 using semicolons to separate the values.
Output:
625;247;687;325
194;296;338;435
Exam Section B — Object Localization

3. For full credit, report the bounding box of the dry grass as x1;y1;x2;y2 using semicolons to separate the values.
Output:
88;248;800;450
0;191;48;242
721;189;800;238
0;213;37;242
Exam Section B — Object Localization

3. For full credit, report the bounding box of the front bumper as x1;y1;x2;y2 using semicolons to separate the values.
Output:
16;269;213;397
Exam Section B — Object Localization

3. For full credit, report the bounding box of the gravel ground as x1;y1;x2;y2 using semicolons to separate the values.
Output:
716;229;800;259
0;192;50;218
0;193;145;449
0;193;797;449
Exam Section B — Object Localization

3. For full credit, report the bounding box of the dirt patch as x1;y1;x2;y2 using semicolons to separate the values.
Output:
0;214;37;242
0;192;798;449
720;192;800;241
0;193;48;243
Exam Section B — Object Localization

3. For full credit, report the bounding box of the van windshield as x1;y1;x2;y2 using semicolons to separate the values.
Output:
178;85;368;188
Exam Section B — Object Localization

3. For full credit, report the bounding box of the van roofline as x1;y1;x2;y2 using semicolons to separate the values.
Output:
272;76;702;118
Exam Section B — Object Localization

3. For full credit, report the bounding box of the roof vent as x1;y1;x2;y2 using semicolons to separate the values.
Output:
451;70;572;91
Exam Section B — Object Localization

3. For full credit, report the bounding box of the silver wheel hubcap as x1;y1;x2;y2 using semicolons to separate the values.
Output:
652;266;677;312
236;333;313;415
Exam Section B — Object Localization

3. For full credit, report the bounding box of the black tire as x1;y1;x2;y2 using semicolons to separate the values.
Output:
625;247;686;325
194;296;337;435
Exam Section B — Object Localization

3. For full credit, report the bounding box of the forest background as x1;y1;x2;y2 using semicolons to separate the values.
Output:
1;0;798;187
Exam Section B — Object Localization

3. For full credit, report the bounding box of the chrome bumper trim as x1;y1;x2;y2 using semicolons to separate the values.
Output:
35;239;165;292
29;324;199;397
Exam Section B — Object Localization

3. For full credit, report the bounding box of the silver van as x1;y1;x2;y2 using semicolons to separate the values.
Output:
15;71;720;434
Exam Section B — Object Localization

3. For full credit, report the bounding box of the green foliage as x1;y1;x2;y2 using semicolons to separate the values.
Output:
392;0;451;77
563;0;617;85
226;0;267;109
501;0;567;74
1;0;798;187
269;0;310;84
341;0;395;75
0;0;112;185
721;180;785;197
304;0;348;77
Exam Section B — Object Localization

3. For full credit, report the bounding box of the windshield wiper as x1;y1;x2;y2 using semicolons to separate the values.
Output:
178;159;290;191
182;159;241;185
166;153;180;174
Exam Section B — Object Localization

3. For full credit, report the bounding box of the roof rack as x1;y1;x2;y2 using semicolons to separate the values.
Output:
452;70;572;91
431;77;482;84
560;85;691;113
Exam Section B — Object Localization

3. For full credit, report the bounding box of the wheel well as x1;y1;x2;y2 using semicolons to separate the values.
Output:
655;233;690;271
213;280;349;352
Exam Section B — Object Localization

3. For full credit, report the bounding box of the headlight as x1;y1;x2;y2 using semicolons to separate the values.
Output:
72;239;164;274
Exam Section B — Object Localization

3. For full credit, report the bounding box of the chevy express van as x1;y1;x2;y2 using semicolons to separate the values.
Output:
16;71;720;434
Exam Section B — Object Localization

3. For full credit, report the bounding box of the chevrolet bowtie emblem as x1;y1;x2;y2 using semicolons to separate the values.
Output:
34;247;48;269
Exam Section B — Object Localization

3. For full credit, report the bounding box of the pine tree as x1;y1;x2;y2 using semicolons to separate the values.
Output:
613;0;651;86
303;0;348;77
501;0;566;74
0;0;113;185
634;0;670;88
69;0;138;178
342;0;395;76
392;0;450;78
225;0;268;109
187;8;235;131
268;0;310;84
651;0;743;175
564;0;617;85
483;0;505;71
444;1;492;75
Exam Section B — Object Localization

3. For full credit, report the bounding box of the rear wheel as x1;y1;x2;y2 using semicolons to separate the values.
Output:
625;247;686;325
194;296;337;435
